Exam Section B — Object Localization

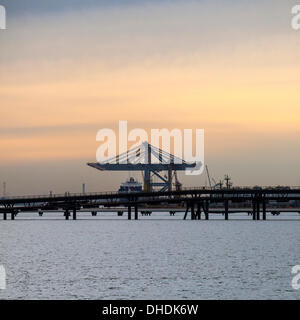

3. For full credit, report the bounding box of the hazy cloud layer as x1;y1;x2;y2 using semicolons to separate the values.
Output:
0;0;299;194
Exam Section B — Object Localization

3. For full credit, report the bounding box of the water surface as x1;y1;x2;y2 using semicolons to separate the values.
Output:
0;212;299;299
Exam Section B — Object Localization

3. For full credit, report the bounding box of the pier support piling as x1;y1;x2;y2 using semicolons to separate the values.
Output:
191;203;195;220
11;212;15;220
128;206;131;220
204;201;209;220
256;201;260;220
225;200;229;220
262;200;266;220
134;206;138;220
3;213;7;220
183;204;189;220
64;210;70;220
196;203;201;220
252;200;256;220
73;209;77;220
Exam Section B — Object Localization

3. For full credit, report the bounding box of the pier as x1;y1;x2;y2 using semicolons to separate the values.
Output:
0;187;299;221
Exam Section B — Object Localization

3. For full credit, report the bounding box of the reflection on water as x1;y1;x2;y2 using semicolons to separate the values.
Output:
0;212;299;299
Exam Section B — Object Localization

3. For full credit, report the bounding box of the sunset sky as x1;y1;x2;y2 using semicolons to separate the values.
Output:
0;0;300;195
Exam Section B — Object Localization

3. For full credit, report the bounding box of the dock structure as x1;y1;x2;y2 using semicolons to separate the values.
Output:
0;187;300;221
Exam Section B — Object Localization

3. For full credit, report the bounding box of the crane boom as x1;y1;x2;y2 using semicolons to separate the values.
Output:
205;165;212;189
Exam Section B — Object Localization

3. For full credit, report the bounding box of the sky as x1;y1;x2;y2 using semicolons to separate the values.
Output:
0;0;300;195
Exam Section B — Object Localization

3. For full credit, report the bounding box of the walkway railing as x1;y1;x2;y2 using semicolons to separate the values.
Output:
1;186;300;201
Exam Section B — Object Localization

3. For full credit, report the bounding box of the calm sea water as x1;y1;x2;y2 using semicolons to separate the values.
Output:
0;212;299;300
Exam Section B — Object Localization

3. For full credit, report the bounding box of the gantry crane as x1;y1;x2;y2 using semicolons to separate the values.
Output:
88;142;197;192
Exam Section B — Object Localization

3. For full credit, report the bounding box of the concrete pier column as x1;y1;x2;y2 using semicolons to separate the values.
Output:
3;213;7;220
224;200;229;220
73;209;77;220
134;206;138;220
128;206;131;220
11;212;15;220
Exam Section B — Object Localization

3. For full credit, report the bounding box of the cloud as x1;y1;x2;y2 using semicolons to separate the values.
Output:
1;0;298;68
1;0;166;16
0;0;299;191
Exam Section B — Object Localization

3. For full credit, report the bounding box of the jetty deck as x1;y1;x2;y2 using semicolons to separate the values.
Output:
1;187;300;221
